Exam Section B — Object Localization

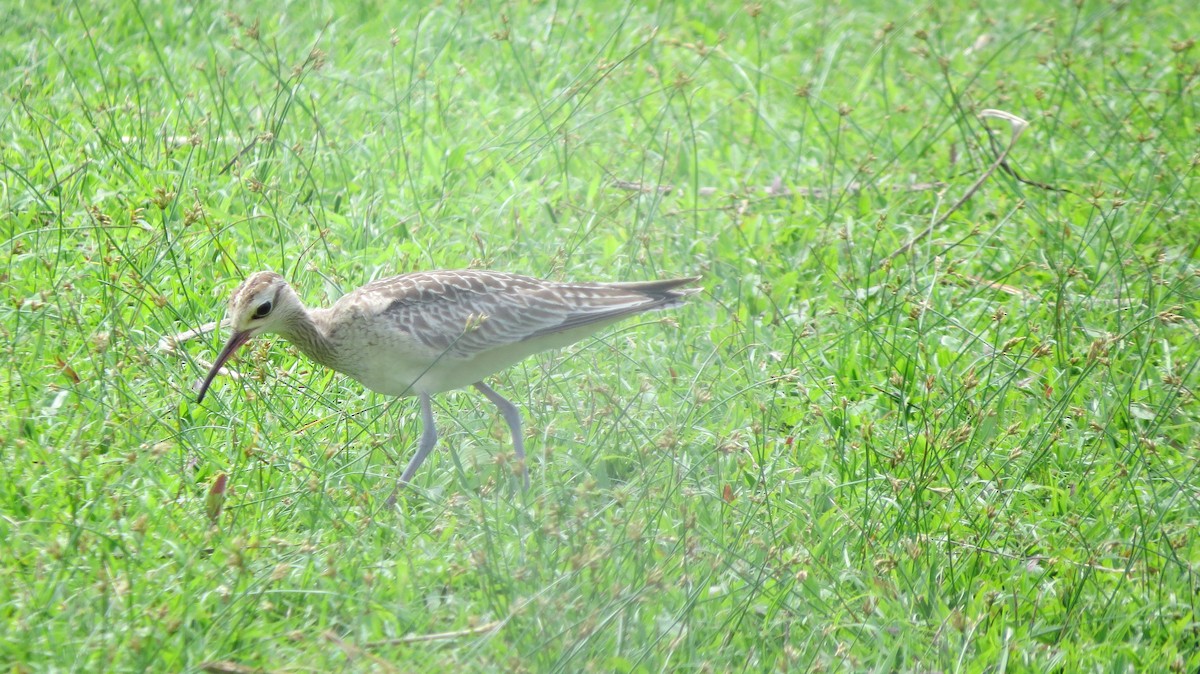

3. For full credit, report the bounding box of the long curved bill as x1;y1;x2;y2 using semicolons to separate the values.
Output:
196;330;253;403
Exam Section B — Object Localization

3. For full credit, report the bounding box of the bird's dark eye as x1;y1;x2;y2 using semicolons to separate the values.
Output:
253;301;272;319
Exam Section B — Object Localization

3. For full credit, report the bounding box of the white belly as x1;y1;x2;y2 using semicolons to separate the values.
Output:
322;318;622;397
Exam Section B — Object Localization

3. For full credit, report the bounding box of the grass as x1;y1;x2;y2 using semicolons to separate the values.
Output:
2;0;1199;671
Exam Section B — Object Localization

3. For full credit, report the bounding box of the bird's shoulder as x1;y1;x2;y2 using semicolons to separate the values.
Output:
344;270;544;312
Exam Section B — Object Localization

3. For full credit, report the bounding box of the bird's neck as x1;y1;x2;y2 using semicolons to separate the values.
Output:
278;309;339;369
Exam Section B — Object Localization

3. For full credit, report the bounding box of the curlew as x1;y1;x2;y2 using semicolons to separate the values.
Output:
196;269;699;502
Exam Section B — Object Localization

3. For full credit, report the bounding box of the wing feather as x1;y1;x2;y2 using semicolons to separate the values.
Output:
350;270;696;359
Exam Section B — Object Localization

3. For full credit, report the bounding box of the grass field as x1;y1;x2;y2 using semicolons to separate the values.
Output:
3;1;1199;671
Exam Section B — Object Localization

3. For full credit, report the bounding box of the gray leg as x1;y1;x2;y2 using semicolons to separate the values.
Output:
473;381;529;489
385;392;437;506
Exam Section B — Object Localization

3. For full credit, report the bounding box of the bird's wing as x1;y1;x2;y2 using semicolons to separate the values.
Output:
352;270;692;358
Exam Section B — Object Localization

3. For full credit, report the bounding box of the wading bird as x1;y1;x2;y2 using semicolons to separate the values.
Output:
196;269;699;503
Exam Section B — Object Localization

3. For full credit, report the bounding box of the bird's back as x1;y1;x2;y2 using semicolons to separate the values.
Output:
313;270;698;396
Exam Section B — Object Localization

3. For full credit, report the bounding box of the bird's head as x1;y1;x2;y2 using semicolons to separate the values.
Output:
196;271;302;403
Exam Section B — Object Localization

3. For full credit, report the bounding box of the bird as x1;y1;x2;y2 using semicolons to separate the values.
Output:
195;269;700;502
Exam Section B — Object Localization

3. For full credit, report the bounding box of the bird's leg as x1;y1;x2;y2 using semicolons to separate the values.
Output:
473;381;529;489
385;392;438;506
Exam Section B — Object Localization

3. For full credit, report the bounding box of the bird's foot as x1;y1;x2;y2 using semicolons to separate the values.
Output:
383;481;405;508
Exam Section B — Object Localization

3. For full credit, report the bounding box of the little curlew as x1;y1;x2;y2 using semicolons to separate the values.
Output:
196;269;699;502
